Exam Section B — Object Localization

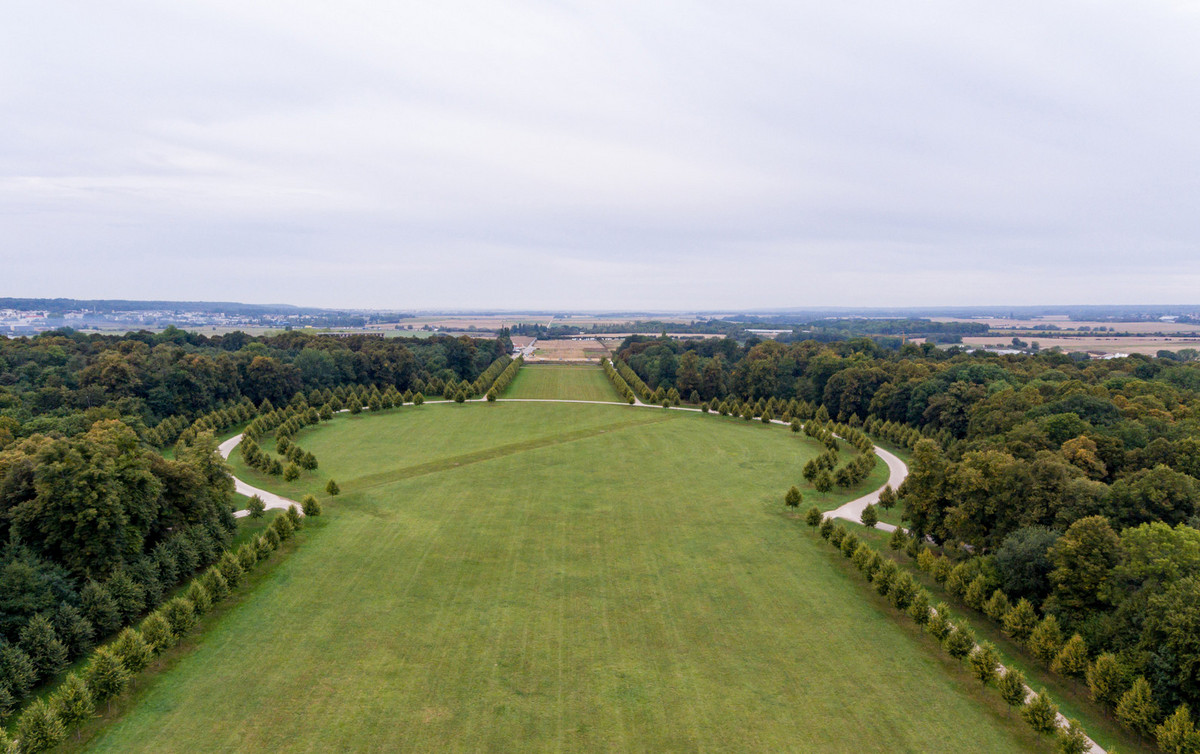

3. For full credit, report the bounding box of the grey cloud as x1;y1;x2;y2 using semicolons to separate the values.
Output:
2;0;1199;309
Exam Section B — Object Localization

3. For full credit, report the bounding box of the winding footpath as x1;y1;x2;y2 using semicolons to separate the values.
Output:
218;391;1102;753
218;434;304;518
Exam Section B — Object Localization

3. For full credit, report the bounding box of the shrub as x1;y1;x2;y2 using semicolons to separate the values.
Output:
818;518;834;540
83;646;130;702
1057;718;1092;754
1029;615;1064;667
998;668;1028;709
943;623;976;660
860;504;878;529
784;486;801;508
283;463;300;481
247;494;266;519
218;552;245;588
14;698;65;753
1003;598;1039;643
907;589;932;625
285;505;302;528
968;642;999;685
302;494;323;516
983;589;1011;623
263;527;282;550
888;571;917;610
1116;677;1161;738
203;566;230;601
1021;689;1060;735
1087;653;1127;708
19;613;69;678
162;598;197;636
185;581;213;613
840;533;860;558
111;628;153;675
1051;634;1089;679
139;612;175;654
1156;705;1200;754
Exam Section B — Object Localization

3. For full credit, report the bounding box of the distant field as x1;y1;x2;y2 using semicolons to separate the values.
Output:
504;364;622;401
959;335;1200;355
86;404;1040;753
933;316;1200;334
527;338;610;362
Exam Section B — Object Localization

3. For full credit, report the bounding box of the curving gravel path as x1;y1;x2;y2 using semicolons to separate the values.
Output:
218;434;303;518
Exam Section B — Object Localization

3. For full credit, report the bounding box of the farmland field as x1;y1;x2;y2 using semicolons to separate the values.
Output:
527;338;612;362
85;401;1041;753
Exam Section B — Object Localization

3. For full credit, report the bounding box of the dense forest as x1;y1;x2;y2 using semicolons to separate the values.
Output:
0;327;511;721
619;334;1200;737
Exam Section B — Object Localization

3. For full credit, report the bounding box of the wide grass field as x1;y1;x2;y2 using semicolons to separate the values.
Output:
504;363;623;401
85;399;1041;752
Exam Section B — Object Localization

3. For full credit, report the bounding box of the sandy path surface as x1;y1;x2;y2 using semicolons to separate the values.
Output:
218;434;302;518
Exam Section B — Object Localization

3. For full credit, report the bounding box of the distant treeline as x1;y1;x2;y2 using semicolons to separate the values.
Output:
0;327;512;442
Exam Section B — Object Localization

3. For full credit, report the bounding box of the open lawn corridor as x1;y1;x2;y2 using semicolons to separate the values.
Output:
82;398;1044;752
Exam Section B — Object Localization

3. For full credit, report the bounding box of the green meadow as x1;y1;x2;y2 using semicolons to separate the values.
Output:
84;370;1041;752
504;363;624;401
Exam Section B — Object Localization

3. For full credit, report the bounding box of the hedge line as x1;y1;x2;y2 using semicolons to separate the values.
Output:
485;356;523;400
602;360;637;404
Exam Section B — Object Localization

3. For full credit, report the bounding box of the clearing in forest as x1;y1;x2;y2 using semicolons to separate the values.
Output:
86;403;1042;753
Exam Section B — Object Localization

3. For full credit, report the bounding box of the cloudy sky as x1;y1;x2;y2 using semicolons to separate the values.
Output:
3;1;1199;310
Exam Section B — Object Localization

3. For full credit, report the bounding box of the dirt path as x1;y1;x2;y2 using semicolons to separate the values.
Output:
218;434;302;518
826;447;907;531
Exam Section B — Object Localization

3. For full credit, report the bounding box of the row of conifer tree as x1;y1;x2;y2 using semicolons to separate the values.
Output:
0;506;318;753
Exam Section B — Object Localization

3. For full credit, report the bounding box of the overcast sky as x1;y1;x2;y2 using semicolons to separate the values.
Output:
3;1;1199;310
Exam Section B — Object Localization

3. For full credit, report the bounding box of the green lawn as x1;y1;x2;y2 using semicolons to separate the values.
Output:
504;364;623;401
86;404;1041;752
